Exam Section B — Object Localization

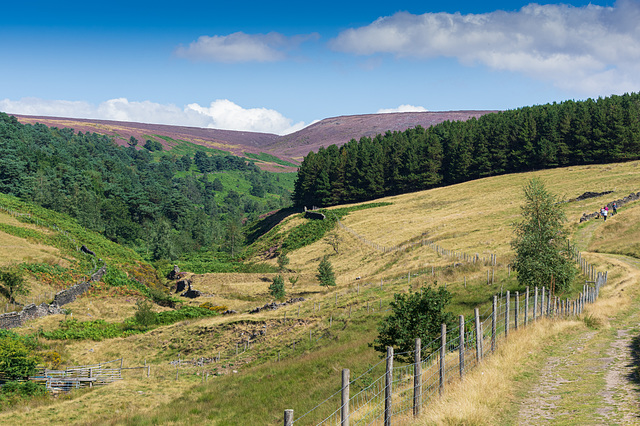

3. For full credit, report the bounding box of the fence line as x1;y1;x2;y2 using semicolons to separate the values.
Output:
333;213;498;266
283;242;609;425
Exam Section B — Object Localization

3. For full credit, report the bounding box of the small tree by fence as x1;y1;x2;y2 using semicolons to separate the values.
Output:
282;257;608;425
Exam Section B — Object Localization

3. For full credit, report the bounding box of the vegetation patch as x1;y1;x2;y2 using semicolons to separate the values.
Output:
38;306;220;341
244;152;299;168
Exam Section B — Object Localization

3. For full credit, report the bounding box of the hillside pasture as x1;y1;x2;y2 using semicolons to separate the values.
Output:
0;161;639;424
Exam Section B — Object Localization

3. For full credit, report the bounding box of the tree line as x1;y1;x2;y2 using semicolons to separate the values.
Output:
0;113;293;260
293;93;640;207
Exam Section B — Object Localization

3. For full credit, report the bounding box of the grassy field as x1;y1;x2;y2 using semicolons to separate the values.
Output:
0;161;638;424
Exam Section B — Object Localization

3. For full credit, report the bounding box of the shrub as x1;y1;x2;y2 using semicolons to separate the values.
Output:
0;380;46;397
0;334;38;380
317;256;336;287
134;299;157;327
39;350;62;369
199;302;229;313
372;284;456;363
269;275;286;300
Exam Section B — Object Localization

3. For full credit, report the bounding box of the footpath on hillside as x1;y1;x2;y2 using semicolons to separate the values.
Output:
510;253;640;425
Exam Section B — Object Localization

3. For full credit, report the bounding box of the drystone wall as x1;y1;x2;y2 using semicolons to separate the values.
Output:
579;191;640;222
0;265;107;330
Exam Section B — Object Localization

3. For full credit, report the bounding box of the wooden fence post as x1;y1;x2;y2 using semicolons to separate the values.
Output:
439;323;446;396
540;287;545;317
525;287;529;326
505;291;510;339
515;291;519;330
341;369;350;426
384;347;393;426
284;409;293;426
459;315;465;379
475;308;482;362
413;338;422;417
491;296;497;352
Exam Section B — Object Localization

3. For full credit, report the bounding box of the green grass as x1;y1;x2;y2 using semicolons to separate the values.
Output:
38;306;220;341
244;152;299;168
143;135;230;157
0;193;162;294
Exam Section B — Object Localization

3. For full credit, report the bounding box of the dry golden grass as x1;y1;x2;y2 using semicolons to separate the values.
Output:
0;372;195;425
0;225;62;268
277;161;640;287
588;201;640;258
404;318;580;426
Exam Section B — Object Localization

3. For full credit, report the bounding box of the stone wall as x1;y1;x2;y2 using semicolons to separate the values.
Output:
0;265;107;330
579;191;640;222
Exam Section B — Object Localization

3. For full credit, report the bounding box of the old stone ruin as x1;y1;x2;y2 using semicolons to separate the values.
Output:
167;265;202;299
303;206;325;220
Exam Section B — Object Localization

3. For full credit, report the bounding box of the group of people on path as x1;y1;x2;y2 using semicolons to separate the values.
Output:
599;202;617;221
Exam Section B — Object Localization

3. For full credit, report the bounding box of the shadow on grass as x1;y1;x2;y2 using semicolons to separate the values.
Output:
626;333;640;393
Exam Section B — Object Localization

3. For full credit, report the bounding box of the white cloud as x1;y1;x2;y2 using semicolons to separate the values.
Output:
330;1;640;95
175;31;319;63
185;100;306;134
0;97;307;135
377;104;428;113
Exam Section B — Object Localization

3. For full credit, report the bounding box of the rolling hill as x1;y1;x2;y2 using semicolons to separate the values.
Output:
12;109;496;164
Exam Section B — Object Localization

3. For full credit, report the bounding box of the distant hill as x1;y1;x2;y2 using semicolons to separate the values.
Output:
12;110;496;163
266;110;497;158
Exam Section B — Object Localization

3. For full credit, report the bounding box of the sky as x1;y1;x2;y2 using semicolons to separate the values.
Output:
1;0;638;135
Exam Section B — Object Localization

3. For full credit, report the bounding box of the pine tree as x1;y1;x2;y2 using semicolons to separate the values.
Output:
511;178;576;292
269;275;286;300
317;256;336;287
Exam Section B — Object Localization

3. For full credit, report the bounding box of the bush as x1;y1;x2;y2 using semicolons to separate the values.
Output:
0;334;38;380
1;380;46;397
134;299;157;327
317;256;336;287
269;275;286;300
372;284;456;363
199;302;229;313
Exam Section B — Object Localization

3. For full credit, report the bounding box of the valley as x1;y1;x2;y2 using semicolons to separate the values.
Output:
0;158;638;424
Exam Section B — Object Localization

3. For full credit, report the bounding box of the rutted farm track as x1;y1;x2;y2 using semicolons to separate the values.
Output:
514;254;640;425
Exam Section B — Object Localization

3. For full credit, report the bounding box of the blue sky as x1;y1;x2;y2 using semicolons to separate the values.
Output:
1;0;636;135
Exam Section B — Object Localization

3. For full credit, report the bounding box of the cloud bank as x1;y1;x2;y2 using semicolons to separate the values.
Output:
330;1;640;95
377;104;428;113
0;97;307;135
175;31;319;63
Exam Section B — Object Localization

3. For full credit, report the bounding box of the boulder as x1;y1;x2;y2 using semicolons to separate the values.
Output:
80;245;96;256
167;265;181;280
181;288;201;299
175;279;190;293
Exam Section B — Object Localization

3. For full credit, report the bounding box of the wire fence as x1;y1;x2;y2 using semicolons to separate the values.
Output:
334;213;498;266
283;245;608;425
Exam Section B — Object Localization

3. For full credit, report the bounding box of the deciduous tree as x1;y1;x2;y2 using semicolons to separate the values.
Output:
511;178;576;292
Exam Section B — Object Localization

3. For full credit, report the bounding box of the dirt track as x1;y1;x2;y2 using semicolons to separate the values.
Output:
516;255;640;425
